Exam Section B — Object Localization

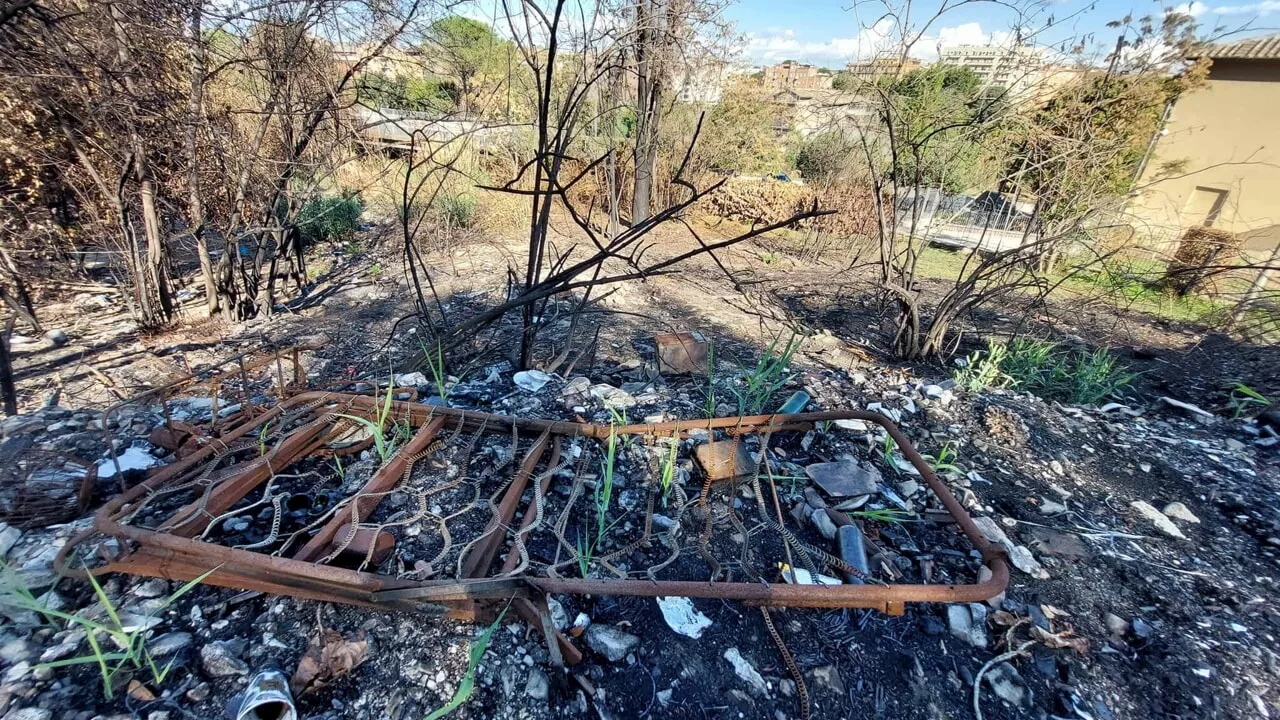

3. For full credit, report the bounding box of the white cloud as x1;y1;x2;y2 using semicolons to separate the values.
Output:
745;21;1027;65
1173;1;1209;16
744;19;896;64
1210;0;1280;14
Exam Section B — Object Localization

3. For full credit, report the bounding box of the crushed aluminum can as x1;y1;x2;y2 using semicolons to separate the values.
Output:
232;669;297;720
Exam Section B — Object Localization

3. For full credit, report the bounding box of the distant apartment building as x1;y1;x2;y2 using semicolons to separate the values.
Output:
770;88;873;137
674;60;737;104
843;57;922;83
939;44;1046;94
762;60;833;92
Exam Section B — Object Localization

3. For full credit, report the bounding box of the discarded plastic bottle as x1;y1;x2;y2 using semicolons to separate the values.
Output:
837;524;871;585
776;391;810;415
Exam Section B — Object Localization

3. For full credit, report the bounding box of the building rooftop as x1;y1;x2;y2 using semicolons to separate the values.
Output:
1194;34;1280;60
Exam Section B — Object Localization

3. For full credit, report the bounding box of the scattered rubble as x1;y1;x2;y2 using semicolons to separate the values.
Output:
583;625;639;663
0;312;1274;720
655;596;713;639
723;647;768;696
1129;500;1188;540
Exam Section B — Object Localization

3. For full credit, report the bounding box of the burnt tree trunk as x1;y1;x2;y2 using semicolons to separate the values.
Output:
186;1;218;316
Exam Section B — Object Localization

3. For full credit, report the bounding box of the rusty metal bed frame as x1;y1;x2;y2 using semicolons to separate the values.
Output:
59;391;1009;665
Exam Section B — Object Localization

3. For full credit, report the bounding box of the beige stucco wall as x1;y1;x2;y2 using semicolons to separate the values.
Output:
1128;59;1280;254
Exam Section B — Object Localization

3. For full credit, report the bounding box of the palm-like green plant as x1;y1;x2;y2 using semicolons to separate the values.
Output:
0;564;216;699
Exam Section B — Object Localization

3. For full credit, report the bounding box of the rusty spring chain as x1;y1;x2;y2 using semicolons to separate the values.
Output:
761;606;809;720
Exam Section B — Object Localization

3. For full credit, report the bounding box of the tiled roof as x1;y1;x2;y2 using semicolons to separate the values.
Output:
1194;34;1280;60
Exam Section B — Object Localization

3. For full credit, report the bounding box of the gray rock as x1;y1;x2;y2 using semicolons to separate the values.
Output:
0;639;35;665
186;682;211;702
985;662;1029;707
200;639;249;677
2;709;53;720
584;625;640;662
1039;499;1068;515
1;415;44;437
3;661;31;683
722;648;768;696
0;523;21;559
116;613;163;634
811;665;845;695
524;667;550;700
148;632;193;657
547;598;569;631
972;517;1049;578
44;330;68;347
1130;501;1187;539
804;461;880;497
809;508;838;540
1103;613;1129;636
38;640;80;663
1161;502;1201;524
947;604;987;649
132;578;169;599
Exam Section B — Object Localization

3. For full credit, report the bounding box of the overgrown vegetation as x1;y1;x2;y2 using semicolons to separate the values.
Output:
955;338;1137;405
297;195;363;247
731;333;803;415
0;564;213;699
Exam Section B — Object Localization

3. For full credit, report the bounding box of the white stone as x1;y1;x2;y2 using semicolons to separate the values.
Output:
723;648;768;696
972;516;1049;579
1162;502;1201;524
656;596;713;639
1130;501;1187;540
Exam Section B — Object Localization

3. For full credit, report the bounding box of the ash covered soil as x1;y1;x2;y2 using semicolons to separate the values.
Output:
0;232;1278;720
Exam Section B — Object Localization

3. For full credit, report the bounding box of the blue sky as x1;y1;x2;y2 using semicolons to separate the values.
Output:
725;0;1277;66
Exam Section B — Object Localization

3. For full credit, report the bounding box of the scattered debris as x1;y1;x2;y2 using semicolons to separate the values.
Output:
233;669;297;720
513;370;553;393
723;647;768;696
289;628;369;696
654;332;708;374
1160;396;1217;422
584;624;640;662
1129;501;1187;540
804;460;880;497
656;596;713;639
1161;501;1201;524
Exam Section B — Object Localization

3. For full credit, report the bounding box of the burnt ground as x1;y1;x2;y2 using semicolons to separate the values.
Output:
0;217;1277;720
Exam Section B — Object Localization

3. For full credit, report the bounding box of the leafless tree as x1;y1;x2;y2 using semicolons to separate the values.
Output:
395;0;827;370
